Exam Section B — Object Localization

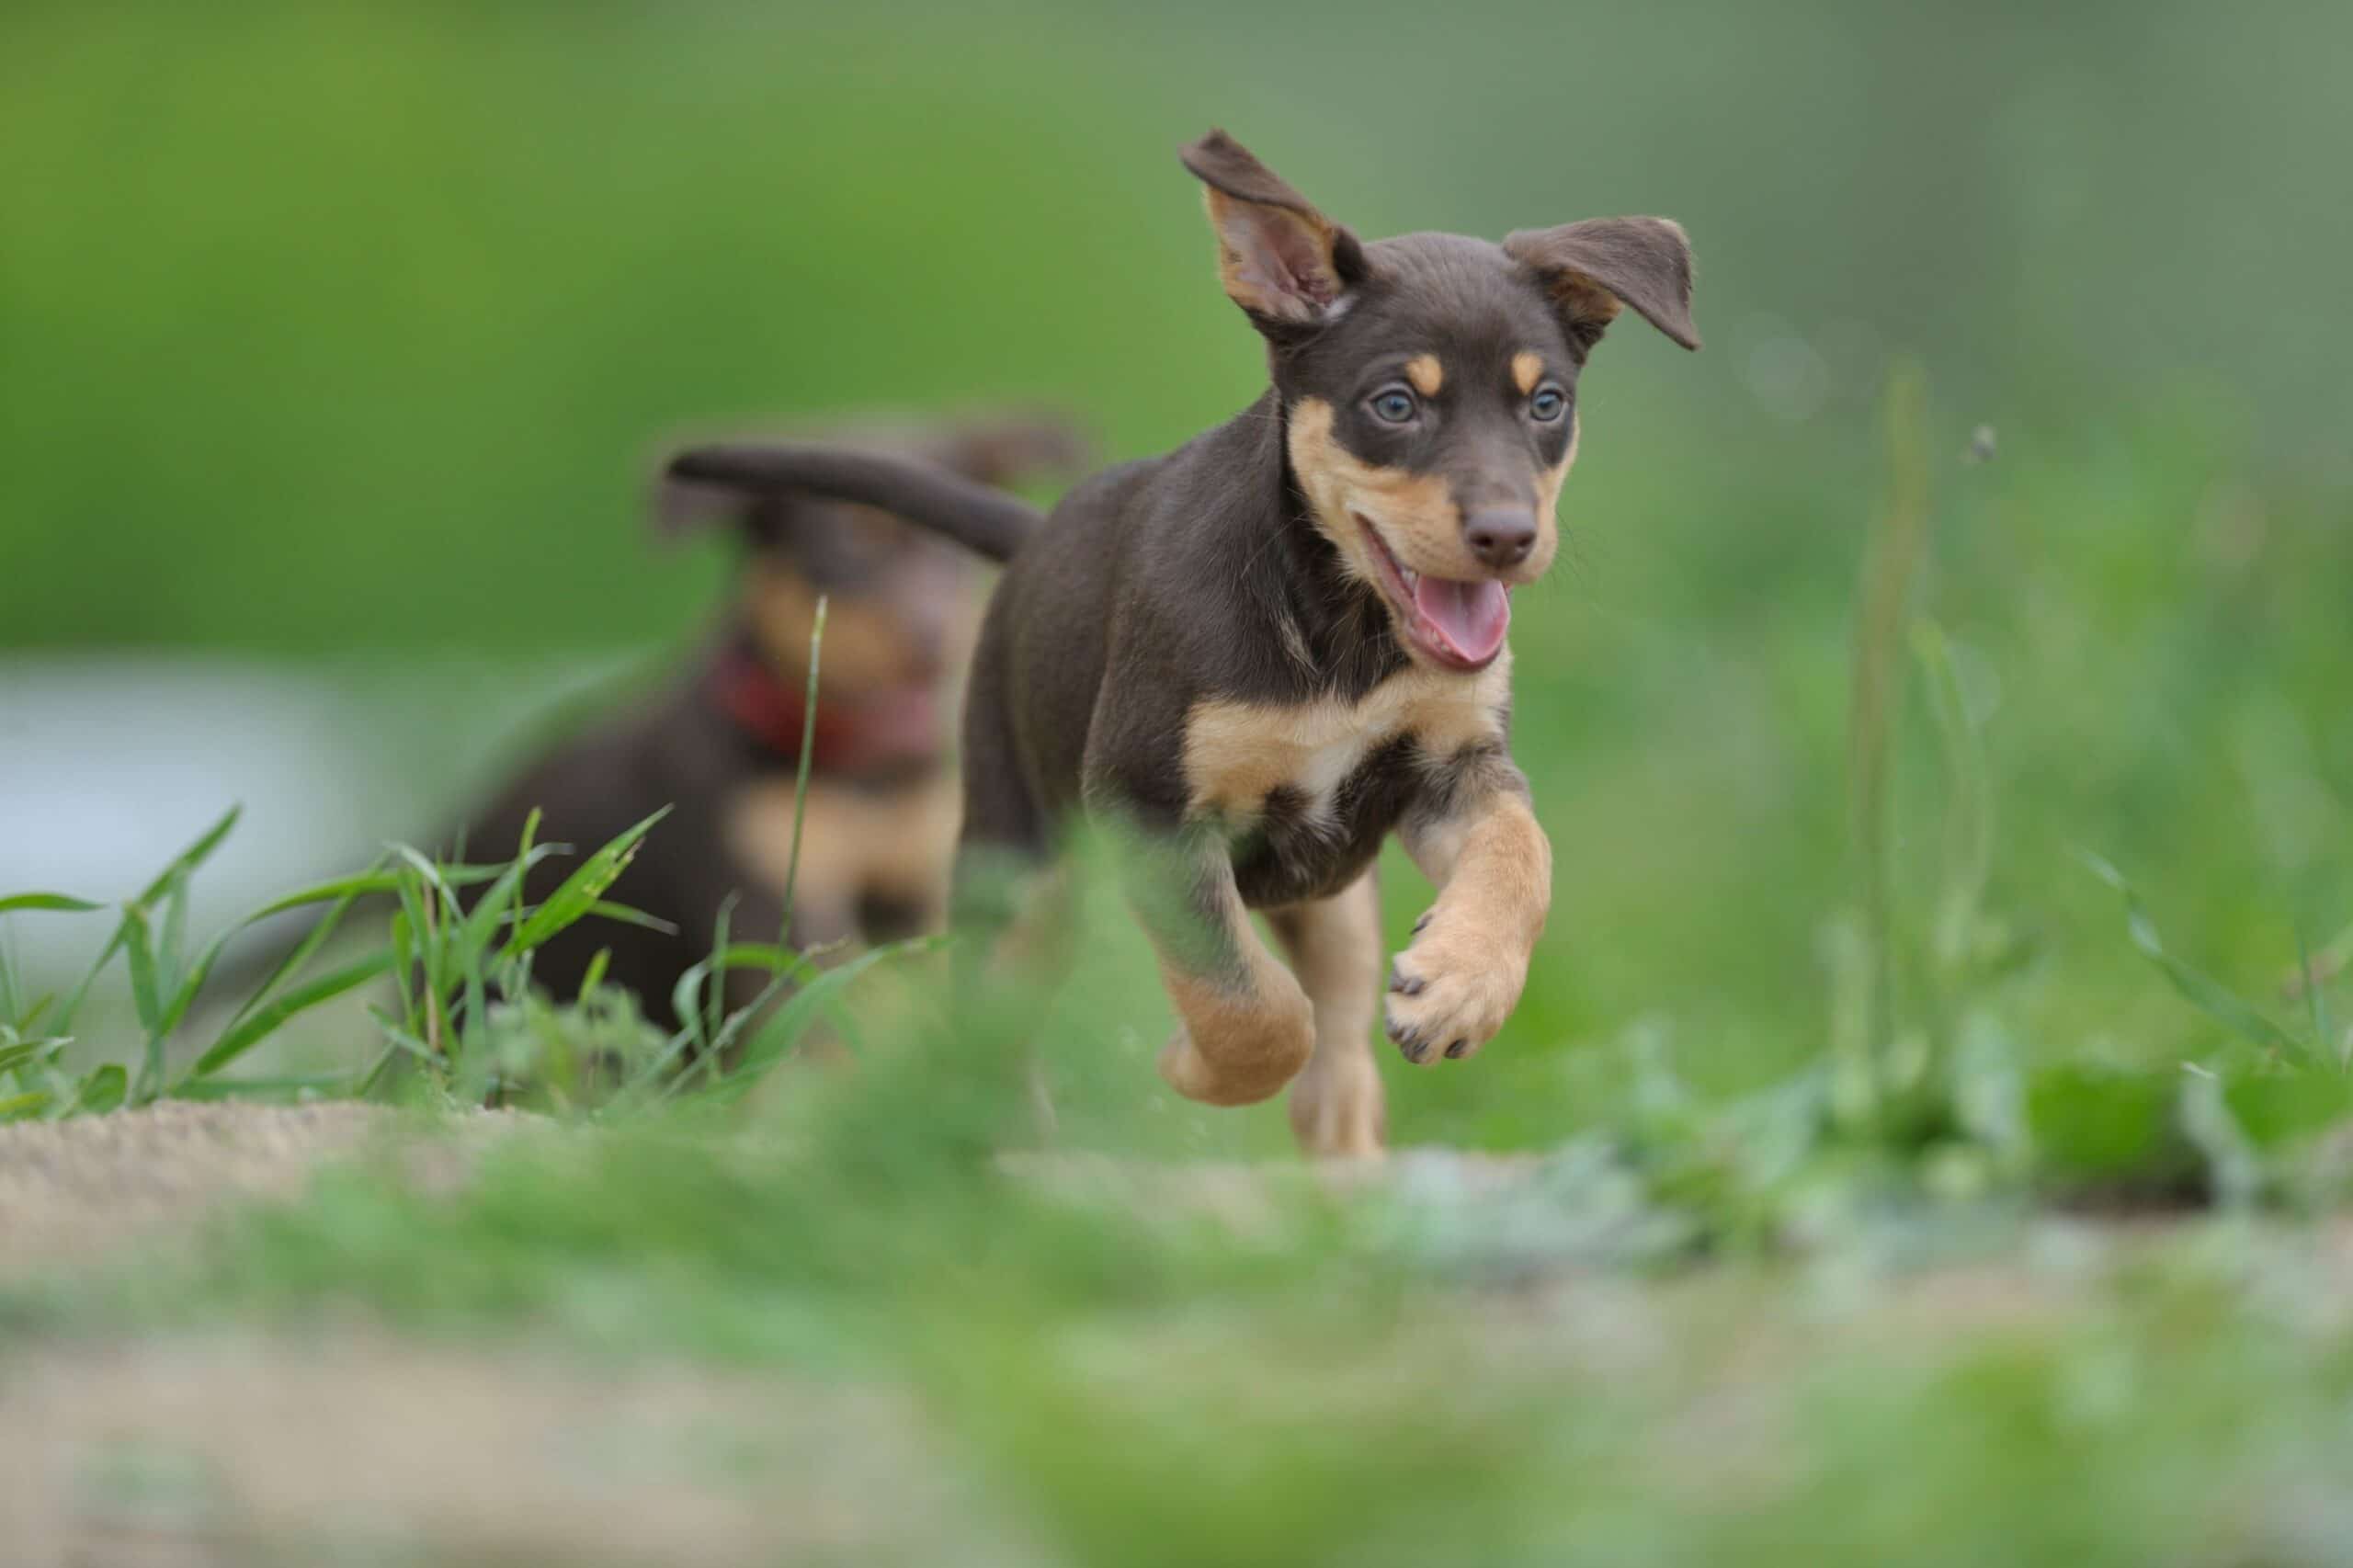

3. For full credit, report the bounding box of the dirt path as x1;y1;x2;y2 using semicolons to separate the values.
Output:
0;1101;517;1282
0;1330;1011;1567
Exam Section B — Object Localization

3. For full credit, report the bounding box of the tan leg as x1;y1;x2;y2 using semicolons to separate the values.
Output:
1389;783;1553;1064
1267;870;1387;1157
1138;838;1314;1108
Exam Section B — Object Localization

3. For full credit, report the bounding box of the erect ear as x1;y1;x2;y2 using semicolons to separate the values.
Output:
1179;129;1367;332
1502;217;1699;353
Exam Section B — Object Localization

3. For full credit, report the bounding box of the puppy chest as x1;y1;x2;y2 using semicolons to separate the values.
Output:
1179;667;1508;826
727;776;959;912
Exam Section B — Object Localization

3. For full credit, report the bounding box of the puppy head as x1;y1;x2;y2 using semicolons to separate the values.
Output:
658;412;1086;695
1181;129;1698;673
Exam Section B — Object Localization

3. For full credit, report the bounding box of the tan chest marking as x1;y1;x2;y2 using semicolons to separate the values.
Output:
727;774;961;916
1181;657;1512;823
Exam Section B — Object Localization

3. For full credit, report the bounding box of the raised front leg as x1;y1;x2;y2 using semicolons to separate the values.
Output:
1129;827;1315;1108
1267;869;1387;1157
1388;761;1553;1064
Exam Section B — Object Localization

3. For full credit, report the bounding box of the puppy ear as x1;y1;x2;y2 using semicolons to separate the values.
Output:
935;412;1093;487
1502;218;1700;353
1179;130;1367;332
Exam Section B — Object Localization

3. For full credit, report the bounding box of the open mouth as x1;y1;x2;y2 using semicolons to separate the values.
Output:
1354;516;1511;671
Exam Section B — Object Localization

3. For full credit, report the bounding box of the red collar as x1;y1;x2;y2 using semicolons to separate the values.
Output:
713;650;945;774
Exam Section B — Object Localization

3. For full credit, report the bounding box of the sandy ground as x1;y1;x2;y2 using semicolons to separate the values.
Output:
2;1105;2334;1565
0;1103;1031;1567
0;1101;517;1283
0;1331;1006;1568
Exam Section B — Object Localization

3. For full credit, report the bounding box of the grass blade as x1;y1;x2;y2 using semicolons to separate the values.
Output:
134;805;243;907
0;1039;67;1078
586;901;678;936
0;892;104;915
67;1063;128;1117
504;807;671;957
723;937;939;1094
190;950;396;1079
2083;853;2308;1061
779;597;827;926
2299;924;2342;1072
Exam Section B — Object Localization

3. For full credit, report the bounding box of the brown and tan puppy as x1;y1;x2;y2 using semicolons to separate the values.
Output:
462;413;1085;1029
667;131;1699;1153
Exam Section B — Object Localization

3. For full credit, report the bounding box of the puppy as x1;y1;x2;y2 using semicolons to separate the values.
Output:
667;131;1698;1152
465;413;1085;1030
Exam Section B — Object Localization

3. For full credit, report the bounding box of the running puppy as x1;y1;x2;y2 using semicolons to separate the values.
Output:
465;413;1084;1030
668;131;1699;1153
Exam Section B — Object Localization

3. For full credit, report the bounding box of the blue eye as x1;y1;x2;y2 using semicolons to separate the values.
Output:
1370;388;1418;424
1529;386;1567;422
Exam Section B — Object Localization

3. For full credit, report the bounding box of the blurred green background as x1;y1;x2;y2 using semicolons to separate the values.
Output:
4;0;2348;1144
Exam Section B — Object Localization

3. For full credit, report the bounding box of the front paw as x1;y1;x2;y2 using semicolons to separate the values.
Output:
1383;908;1529;1065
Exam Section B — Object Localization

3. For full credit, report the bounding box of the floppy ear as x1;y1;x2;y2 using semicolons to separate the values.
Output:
1179;129;1367;333
934;412;1093;487
1502;218;1699;353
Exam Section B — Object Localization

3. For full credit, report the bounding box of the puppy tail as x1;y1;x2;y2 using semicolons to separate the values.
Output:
663;444;1044;562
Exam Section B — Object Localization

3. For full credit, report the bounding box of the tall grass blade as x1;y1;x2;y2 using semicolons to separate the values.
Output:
779;596;827;926
2083;853;2308;1061
1842;364;1933;1095
191;950;398;1079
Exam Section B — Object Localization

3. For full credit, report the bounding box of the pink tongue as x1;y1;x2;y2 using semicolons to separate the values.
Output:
1412;575;1511;664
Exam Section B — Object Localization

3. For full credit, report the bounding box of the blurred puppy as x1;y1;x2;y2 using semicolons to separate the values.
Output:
463;413;1086;1029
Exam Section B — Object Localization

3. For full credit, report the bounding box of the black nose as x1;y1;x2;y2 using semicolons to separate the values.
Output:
1463;509;1538;570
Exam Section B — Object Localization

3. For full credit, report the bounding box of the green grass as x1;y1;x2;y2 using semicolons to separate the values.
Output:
6;369;2353;1560
6;2;2353;1554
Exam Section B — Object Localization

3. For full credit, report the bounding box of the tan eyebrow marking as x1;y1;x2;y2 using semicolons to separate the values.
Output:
1404;355;1444;398
1511;351;1544;396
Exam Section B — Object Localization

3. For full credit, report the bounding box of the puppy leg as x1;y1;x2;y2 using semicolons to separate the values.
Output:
1267;869;1386;1157
1132;832;1314;1108
1388;766;1554;1065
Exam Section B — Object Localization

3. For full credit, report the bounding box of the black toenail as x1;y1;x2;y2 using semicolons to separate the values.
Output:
1445;1039;1470;1059
1387;965;1424;996
1412;912;1434;936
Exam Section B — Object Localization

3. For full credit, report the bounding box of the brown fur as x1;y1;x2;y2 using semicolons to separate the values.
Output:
1203;187;1345;324
699;133;1698;1154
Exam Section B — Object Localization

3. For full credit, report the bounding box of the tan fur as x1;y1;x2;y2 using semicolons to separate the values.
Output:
1404;354;1445;398
726;774;961;940
1155;906;1315;1108
745;559;922;694
1552;273;1626;335
1286;398;1557;590
1511;351;1544;396
1537;415;1577;517
1391;791;1552;1062
1202;188;1338;323
1181;656;1512;822
1268;872;1387;1156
